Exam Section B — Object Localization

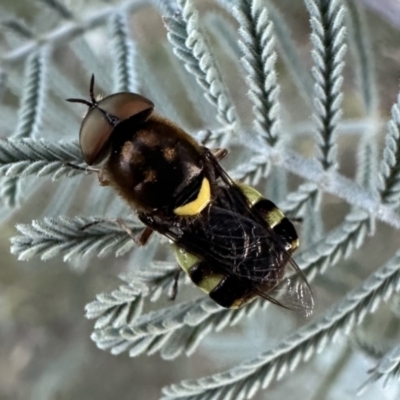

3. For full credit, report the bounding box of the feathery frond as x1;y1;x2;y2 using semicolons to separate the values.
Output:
264;0;314;105
2;48;48;207
164;0;238;142
86;281;147;330
298;209;370;279
97;290;291;362
0;139;82;180
10;217;143;261
306;0;347;171
345;0;378;115
217;0;314;105
151;0;180;16
230;153;270;186
2;17;34;40
38;0;74;20
235;0;280;146
281;183;320;218
359;343;400;394
109;11;139;93
3;1;400;398
4;134;400;229
345;0;379;195
379;93;400;207
0;69;6;101
86;264;184;331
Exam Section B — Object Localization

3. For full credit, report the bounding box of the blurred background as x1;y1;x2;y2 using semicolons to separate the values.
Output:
1;0;400;399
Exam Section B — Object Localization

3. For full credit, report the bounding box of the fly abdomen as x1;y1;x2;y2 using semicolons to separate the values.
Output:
252;198;299;252
189;261;225;296
209;275;255;308
189;260;256;308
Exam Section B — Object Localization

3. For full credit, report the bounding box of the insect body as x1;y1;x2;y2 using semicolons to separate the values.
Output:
173;181;301;309
68;76;313;314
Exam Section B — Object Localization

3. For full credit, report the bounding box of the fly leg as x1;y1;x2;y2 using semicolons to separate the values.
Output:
116;218;154;246
200;129;229;163
211;148;228;161
200;129;212;145
64;163;154;244
168;268;182;301
64;162;99;174
64;162;111;186
201;130;228;161
79;218;153;246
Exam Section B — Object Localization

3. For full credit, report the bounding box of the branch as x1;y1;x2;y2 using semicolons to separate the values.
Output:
235;0;280;146
3;137;400;230
232;143;400;230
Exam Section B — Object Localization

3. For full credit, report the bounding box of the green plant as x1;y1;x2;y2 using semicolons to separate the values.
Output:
1;0;400;399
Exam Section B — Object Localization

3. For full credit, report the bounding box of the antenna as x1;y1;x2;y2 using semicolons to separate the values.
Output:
66;74;97;107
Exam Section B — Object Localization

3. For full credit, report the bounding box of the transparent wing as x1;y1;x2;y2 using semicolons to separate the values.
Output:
268;263;314;317
204;148;314;316
171;206;314;316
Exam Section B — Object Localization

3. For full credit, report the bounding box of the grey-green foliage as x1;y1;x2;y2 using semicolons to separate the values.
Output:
11;216;143;261
2;0;400;398
1;48;48;207
234;0;281;146
358;341;400;395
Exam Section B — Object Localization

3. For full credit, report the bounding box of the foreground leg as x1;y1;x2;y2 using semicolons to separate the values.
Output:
64;162;100;174
169;268;182;301
64;162;111;186
211;148;228;161
116;218;154;246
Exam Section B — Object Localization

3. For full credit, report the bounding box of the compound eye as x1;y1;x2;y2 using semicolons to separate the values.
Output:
79;93;154;165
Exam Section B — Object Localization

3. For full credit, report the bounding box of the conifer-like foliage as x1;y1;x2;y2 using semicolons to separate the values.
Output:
2;0;400;398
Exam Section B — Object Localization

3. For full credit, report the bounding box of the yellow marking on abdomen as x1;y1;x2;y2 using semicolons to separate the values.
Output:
174;247;224;294
231;295;257;309
291;238;300;251
265;208;285;228
196;273;225;294
174;177;211;216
